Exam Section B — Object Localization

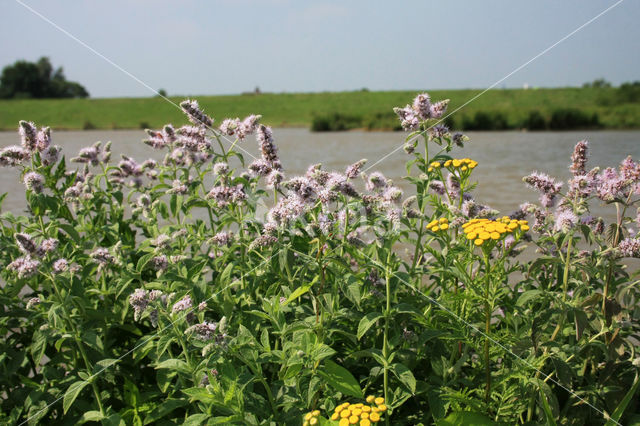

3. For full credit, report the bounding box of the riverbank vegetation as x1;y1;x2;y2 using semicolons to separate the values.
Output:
0;85;639;132
1;95;639;425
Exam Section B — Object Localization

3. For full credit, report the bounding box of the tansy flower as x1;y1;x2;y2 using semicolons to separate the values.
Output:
302;409;321;426
331;396;386;425
462;217;529;247
428;158;478;173
427;217;449;232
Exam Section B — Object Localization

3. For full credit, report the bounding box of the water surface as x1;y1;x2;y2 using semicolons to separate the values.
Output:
2;128;639;217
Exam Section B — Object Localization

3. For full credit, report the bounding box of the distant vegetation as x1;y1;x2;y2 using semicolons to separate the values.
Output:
1;84;640;131
0;57;88;99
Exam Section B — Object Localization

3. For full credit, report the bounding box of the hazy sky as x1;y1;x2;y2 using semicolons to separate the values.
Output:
1;0;638;98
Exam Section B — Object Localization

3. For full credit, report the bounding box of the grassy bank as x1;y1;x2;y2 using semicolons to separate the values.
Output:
0;87;639;131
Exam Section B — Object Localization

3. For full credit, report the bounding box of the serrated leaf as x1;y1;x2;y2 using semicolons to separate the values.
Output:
357;312;383;340
516;290;543;307
63;380;89;414
79;410;105;423
436;411;496;425
183;414;210;425
317;360;363;398
391;363;416;393
283;282;313;306
155;358;190;374
143;398;188;425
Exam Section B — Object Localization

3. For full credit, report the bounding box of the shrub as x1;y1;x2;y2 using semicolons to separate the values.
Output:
1;97;639;425
522;110;547;130
462;111;510;130
310;112;363;132
549;108;600;130
617;81;640;104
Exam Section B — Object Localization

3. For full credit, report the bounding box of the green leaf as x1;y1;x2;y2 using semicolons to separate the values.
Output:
391;363;416;393
136;252;155;273
357;312;383;340
182;387;216;403
143;398;188;424
516;290;544;307
436;411;496;426
283;283;313;306
155;358;190;374
63;380;90;414
537;379;557;426
58;223;81;244
103;412;126;426
219;261;234;285
605;373;640;426
79;410;105;423
317;359;363;398
282;364;303;381
183;414;210;425
31;331;47;365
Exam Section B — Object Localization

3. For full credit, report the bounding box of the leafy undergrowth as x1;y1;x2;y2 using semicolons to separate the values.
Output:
1;95;639;425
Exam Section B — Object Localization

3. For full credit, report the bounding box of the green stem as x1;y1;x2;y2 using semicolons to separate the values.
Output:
483;251;492;405
75;338;105;415
529;233;574;420
383;250;392;426
50;274;105;416
550;235;573;341
602;201;625;323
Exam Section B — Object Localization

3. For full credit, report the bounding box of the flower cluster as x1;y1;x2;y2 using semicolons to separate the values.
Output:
180;99;213;127
218;114;261;140
393;92;450;131
71;141;111;167
426;217;449;232
463;217;529;247
428;158;478;174
523;172;563;208
617;238;640;258
302;410;321;426
205;184;247;207
329;395;387;425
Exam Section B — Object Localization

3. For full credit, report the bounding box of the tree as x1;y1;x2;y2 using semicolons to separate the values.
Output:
582;78;611;89
0;57;89;99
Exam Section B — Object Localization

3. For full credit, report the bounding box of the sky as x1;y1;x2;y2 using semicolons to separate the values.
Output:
1;0;638;98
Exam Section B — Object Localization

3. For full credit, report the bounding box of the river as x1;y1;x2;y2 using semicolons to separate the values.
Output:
1;129;639;221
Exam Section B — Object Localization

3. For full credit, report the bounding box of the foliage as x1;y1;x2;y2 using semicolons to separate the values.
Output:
1;96;639;425
617;81;640;104
462;111;510;131
0;57;89;99
3;87;640;131
549;108;601;130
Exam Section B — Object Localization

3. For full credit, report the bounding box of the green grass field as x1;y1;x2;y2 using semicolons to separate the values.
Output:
0;87;639;131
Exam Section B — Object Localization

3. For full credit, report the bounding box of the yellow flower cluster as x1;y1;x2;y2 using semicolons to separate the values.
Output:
428;158;478;173
426;217;449;232
303;410;321;426
462;217;529;246
330;396;387;426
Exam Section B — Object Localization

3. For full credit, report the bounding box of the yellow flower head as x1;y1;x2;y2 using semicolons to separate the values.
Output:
303;410;320;426
329;396;386;425
462;217;528;248
427;217;448;232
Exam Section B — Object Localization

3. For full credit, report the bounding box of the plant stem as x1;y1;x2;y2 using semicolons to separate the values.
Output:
603;202;624;324
383;250;392;426
483;251;492;405
75;338;105;416
550;235;573;341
